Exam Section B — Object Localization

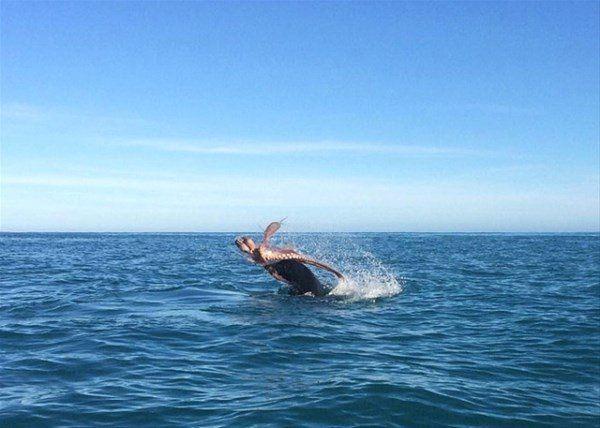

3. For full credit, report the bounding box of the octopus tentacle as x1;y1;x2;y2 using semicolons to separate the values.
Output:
251;219;345;281
260;219;285;248
261;248;345;280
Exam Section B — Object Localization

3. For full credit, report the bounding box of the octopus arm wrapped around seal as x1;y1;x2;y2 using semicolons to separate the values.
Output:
235;220;346;284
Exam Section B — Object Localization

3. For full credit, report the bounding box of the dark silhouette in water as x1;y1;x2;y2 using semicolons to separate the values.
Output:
235;220;345;296
265;259;328;296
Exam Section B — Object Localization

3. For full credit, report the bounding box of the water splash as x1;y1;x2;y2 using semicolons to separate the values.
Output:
276;233;404;301
328;251;404;301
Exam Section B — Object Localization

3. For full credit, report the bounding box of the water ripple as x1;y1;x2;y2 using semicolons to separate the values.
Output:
1;233;598;426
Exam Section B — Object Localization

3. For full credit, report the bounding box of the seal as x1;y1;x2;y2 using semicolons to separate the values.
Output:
235;220;345;296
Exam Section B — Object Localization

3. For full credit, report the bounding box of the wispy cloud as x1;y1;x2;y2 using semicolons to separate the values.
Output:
2;103;488;157
4;172;598;232
6;171;591;203
1;102;149;127
119;139;488;156
434;102;542;116
0;103;46;121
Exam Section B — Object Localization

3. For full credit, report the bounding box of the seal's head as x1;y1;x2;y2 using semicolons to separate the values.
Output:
235;236;256;255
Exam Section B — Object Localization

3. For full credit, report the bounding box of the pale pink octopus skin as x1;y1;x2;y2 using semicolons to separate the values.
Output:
235;222;345;280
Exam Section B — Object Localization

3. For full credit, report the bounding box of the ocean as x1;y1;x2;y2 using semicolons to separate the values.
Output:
1;233;598;427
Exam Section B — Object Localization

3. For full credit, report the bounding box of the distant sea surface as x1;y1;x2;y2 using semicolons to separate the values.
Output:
1;233;599;427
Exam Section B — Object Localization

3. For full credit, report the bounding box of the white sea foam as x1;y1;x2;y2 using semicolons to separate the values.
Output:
277;233;404;301
328;251;404;301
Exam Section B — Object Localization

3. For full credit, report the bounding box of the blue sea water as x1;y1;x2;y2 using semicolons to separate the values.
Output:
1;233;599;427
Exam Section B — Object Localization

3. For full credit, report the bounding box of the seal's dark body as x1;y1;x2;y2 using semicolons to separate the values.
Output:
265;260;328;296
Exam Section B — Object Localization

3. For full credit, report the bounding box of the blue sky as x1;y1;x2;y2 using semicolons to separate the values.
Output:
1;1;598;232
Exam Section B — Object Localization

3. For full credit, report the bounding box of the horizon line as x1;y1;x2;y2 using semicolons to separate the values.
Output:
1;230;598;234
